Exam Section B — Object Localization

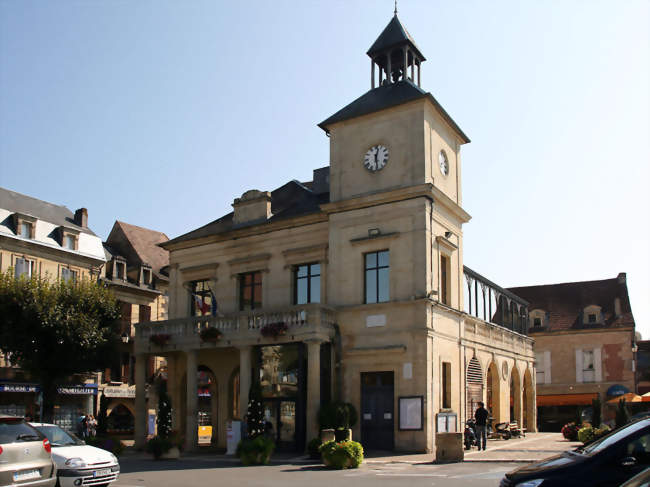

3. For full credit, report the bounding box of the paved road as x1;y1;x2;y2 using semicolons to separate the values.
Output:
113;457;518;487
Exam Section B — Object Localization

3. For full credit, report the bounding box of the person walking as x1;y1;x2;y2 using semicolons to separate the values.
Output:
474;402;489;451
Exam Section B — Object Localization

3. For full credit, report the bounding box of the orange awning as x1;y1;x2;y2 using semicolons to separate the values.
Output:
537;393;598;407
607;393;642;403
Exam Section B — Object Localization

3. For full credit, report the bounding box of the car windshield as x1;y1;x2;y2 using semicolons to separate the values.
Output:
0;418;44;443
581;420;650;455
35;425;84;447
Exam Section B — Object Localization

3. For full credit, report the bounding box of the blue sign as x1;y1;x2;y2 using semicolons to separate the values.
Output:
0;383;39;393
606;384;630;397
57;384;98;395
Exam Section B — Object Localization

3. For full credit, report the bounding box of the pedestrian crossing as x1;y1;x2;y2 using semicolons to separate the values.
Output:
344;462;510;481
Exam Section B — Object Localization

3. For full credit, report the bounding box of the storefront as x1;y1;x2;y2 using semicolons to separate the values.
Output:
54;384;98;431
0;382;39;418
103;385;136;436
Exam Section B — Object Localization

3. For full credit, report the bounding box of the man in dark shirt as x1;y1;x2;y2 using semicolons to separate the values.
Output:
474;402;489;450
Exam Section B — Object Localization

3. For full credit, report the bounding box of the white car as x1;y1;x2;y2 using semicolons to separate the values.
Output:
30;423;119;487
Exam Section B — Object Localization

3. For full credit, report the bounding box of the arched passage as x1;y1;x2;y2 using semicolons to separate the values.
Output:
523;367;535;432
487;361;501;425
510;365;522;426
180;366;219;446
106;403;134;436
466;356;483;420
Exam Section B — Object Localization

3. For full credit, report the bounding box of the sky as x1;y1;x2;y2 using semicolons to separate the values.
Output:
1;1;648;336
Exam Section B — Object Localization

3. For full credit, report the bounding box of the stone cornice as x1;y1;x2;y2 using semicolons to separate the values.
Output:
321;184;434;215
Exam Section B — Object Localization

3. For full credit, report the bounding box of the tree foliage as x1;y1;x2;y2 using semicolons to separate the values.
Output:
157;380;172;438
245;380;265;439
0;271;120;420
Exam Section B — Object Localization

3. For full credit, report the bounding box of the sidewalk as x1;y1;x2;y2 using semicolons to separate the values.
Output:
120;432;580;465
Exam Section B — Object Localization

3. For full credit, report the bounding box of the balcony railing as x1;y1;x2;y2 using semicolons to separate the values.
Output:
463;266;530;335
134;304;336;353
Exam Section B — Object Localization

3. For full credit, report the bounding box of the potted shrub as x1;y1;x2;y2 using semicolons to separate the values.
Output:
236;380;275;465
146;382;182;459
200;327;222;343
318;401;358;441
260;322;288;339
149;334;171;346
561;422;579;441
319;440;364;469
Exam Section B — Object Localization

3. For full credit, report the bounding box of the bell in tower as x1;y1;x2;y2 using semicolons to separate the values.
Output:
367;10;426;88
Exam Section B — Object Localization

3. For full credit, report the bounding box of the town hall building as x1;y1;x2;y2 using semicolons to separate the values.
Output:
133;13;536;453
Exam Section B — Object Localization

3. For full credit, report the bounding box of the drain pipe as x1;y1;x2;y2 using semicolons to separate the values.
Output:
333;323;342;401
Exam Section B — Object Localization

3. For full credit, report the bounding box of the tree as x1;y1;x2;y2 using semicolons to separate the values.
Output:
0;271;120;421
591;395;602;428
157;381;172;438
245;380;265;439
96;393;109;437
615;399;630;429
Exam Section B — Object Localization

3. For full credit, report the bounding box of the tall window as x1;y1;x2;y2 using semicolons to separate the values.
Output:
442;362;452;409
294;263;320;304
61;267;77;283
533;317;542;328
365;250;389;303
239;272;262;311
535;352;545;384
583;350;595;382
14;257;34;278
440;255;449;305
191;280;213;316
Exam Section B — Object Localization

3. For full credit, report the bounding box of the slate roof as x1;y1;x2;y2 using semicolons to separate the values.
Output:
367;14;425;60
509;274;635;332
0;186;96;236
105;221;169;277
164;180;329;247
318;80;470;143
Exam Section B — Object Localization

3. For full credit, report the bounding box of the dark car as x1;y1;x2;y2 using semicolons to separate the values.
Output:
500;418;650;487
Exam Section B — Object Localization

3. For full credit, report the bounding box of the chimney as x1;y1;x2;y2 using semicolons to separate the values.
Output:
617;272;627;284
232;190;272;226
74;208;88;228
615;297;622;317
312;166;330;194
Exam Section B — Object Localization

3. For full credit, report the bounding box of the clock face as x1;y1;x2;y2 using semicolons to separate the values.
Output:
439;150;449;176
363;145;389;172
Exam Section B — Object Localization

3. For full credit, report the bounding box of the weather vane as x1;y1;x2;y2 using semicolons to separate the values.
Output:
394;0;398;15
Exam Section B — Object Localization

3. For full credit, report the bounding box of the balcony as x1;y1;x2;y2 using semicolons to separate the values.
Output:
134;304;337;354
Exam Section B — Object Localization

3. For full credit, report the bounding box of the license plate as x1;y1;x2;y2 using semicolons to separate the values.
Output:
93;468;112;477
13;469;41;481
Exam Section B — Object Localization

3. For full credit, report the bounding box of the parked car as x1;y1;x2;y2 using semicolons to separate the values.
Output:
500;418;650;487
621;467;650;487
30;423;119;487
0;414;57;486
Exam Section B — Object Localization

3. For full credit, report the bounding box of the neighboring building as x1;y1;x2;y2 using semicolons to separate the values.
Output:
636;339;650;395
0;187;105;428
133;13;535;453
509;273;636;431
101;221;169;437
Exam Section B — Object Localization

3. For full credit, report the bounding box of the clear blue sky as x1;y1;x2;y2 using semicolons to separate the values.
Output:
1;1;648;336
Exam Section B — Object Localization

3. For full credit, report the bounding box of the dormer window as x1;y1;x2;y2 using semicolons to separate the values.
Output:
529;309;546;329
114;260;126;280
64;235;76;250
20;222;32;238
59;226;79;251
583;305;602;325
142;267;152;286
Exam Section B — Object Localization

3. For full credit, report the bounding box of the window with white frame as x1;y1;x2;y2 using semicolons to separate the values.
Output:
583;350;595;382
20;222;32;239
535;352;545;384
61;267;77;283
64;235;76;250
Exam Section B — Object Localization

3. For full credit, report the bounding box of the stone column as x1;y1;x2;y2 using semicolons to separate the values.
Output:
417;62;421;87
306;340;321;442
134;353;147;449
239;346;252;420
386;53;392;84
185;350;198;451
371;59;375;89
403;47;408;81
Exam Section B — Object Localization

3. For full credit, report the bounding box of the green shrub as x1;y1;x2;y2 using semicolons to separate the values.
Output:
236;435;275;466
85;436;124;456
318;402;358;430
319;440;364;469
307;438;322;459
595;425;611;438
578;424;611;445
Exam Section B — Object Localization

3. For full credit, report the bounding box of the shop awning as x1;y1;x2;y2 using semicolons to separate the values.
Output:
537;393;597;406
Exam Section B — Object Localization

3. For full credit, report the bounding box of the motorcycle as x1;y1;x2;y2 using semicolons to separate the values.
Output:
493;421;512;440
464;418;478;450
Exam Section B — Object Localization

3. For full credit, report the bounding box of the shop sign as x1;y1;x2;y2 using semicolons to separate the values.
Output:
0;383;39;393
103;386;136;398
57;384;98;395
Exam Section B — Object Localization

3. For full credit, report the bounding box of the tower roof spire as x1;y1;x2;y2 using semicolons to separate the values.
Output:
394;0;397;16
366;14;425;60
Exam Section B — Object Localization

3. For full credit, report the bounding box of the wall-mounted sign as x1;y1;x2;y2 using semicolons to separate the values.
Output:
103;386;136;398
399;396;423;430
57;384;98;395
0;383;39;393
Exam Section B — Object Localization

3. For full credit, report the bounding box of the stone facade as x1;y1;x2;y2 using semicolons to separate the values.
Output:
133;14;535;453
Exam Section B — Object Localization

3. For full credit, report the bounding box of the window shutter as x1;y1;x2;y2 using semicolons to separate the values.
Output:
544;351;552;384
576;349;583;383
594;348;602;382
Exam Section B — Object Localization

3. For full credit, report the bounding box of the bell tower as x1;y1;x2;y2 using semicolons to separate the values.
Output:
367;12;426;88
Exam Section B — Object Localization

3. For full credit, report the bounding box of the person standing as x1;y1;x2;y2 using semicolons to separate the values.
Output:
474;402;489;451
